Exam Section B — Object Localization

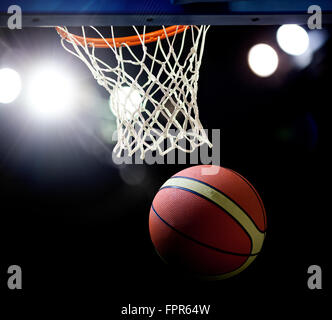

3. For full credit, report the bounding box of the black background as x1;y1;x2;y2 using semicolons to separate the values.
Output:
0;25;330;315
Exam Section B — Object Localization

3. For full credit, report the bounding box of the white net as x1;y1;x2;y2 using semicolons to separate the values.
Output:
57;25;212;159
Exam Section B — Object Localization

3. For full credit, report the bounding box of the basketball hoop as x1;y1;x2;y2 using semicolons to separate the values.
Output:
56;26;190;48
56;25;212;159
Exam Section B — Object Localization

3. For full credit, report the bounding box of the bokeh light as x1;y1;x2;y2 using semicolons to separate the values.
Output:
277;24;309;56
248;44;279;77
109;86;143;121
119;165;147;186
0;68;22;104
27;66;76;121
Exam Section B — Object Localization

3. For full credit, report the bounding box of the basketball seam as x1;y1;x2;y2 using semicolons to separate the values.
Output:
158;185;254;255
151;203;258;257
153;244;252;280
225;168;267;231
197;255;252;278
171;175;265;234
203;255;256;280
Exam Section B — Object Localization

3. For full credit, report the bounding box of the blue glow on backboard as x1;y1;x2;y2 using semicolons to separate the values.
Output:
0;0;331;26
0;0;331;14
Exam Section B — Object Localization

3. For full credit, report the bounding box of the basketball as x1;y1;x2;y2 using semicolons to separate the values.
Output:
149;165;267;280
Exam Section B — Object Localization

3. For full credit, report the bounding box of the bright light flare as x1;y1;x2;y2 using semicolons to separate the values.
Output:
0;68;22;104
28;67;75;121
248;44;279;77
277;24;310;56
110;86;143;121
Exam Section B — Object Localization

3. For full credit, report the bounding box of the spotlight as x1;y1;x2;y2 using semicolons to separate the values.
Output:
277;24;309;56
248;44;279;77
109;86;143;121
0;68;22;104
27;67;75;121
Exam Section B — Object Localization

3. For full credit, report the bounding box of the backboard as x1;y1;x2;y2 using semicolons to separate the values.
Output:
0;0;331;27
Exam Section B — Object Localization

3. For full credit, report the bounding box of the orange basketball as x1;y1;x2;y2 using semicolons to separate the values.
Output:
149;165;267;280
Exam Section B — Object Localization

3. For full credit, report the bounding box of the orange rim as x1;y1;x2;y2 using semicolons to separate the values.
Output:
56;25;189;48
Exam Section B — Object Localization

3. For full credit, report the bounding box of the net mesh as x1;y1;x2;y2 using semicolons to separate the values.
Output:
57;25;212;159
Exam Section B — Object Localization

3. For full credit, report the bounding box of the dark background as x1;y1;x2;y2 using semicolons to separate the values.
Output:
0;25;330;315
